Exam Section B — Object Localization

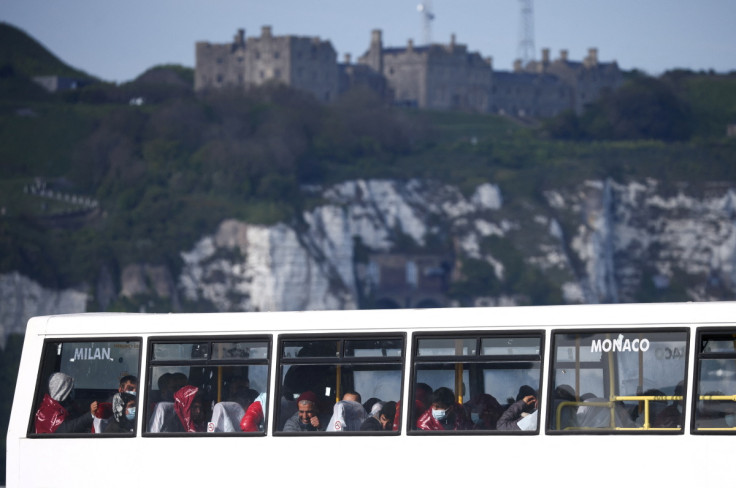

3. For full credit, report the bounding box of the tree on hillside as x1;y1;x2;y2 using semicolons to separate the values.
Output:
546;75;693;141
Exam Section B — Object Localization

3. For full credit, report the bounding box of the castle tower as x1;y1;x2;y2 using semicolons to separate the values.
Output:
361;29;384;74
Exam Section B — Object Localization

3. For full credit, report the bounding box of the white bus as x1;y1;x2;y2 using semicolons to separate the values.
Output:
6;302;736;487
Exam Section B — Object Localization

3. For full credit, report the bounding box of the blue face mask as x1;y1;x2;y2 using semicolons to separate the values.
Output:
431;408;447;421
471;412;481;424
126;407;136;421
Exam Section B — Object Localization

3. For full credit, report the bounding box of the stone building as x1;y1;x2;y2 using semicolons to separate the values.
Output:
195;26;622;118
491;70;572;118
195;26;339;102
525;48;623;114
358;30;492;112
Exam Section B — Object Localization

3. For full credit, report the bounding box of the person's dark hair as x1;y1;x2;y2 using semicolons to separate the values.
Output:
381;401;397;423
432;387;455;408
157;373;173;391
416;383;433;395
515;385;537;402
119;375;138;387
343;391;362;403
363;397;381;414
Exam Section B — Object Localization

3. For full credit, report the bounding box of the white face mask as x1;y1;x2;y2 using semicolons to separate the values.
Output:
432;409;447;421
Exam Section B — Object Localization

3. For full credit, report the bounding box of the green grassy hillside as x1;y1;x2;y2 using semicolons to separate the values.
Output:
0;21;735;305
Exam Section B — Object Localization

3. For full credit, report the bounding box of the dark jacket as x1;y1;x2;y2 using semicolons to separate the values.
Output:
496;399;531;431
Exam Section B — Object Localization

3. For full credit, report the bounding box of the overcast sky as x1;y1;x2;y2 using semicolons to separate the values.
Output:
3;0;735;83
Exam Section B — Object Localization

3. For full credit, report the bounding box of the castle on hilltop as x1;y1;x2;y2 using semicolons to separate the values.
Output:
195;27;623;117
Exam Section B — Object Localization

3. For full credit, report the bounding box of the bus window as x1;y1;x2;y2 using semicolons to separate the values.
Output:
410;333;544;433
145;337;270;434
693;330;736;433
276;335;404;433
29;339;141;435
548;329;689;433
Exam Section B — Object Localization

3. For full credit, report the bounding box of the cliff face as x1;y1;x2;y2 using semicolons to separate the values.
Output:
3;178;736;340
0;272;87;346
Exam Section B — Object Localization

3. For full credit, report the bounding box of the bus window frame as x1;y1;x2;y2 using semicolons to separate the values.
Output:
691;327;736;435
408;330;545;436
143;334;272;437
27;336;143;438
274;332;406;436
546;327;690;436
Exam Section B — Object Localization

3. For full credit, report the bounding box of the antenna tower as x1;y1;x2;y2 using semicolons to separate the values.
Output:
417;1;435;45
518;0;535;66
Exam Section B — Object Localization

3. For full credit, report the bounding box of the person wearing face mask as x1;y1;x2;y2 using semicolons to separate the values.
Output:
104;392;137;433
416;387;471;431
496;385;538;431
465;393;503;430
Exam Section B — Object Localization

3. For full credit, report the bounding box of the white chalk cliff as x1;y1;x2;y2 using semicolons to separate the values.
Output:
3;178;736;341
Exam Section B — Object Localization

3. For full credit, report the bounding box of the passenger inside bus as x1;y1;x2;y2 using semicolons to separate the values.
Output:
148;373;188;433
651;382;685;428
95;375;138;433
360;401;397;431
104;392;137;433
34;372;99;434
496;385;538;431
282;391;327;432
412;383;433;426
326;391;367;431
240;392;267;432
464;393;503;430
416;387;471;431
695;391;735;429
170;385;208;433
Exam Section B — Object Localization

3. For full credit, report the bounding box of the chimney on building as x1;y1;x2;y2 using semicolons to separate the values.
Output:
559;49;568;62
408;39;414;52
344;53;352;64
450;33;456;50
585;48;599;67
234;29;245;47
542;48;550;63
261;25;272;38
371;29;383;47
513;59;523;72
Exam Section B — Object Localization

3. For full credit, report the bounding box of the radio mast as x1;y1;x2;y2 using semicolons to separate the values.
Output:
417;1;435;45
518;0;535;66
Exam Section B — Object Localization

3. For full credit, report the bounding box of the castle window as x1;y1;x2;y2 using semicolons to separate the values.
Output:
259;70;264;80
216;58;223;64
255;51;260;60
275;69;281;79
237;56;244;63
274;51;280;59
216;74;223;84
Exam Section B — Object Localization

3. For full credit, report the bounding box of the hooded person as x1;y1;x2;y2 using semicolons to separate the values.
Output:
326;391;366;432
104;392;137;433
240;392;267;432
173;385;207;432
34;372;98;434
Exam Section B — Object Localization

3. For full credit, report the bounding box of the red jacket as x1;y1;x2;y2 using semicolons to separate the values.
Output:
34;394;68;433
174;385;205;432
416;404;470;431
240;400;264;432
